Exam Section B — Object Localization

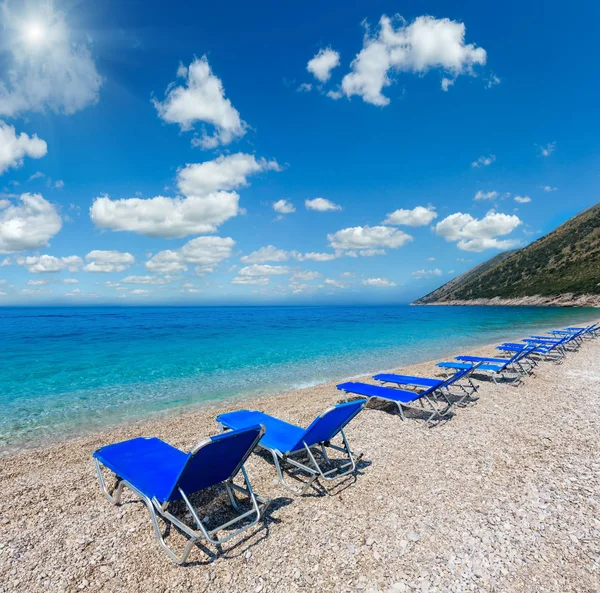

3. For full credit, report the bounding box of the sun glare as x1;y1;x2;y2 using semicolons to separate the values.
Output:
23;21;46;45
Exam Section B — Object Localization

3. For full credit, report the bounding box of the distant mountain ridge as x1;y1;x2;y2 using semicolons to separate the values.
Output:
414;202;600;307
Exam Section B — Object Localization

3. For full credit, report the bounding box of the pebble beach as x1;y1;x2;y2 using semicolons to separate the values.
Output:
1;335;599;593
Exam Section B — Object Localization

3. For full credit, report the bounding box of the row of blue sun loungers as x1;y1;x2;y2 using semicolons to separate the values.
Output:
92;322;598;563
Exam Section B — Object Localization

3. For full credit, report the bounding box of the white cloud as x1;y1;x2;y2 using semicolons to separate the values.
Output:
411;268;443;279
273;199;295;214
241;245;291;264
538;142;556;157
0;193;62;253
83;250;135;273
486;73;501;88
543;186;558;192
383;205;437;226
130;289;150;296
91;154;281;238
90;192;240;238
324;278;345;289
291;270;321;281
289;282;309;294
340;271;355;278
27;279;47;286
435;210;522;252
146;236;234;276
338;15;486;106
362;277;396;287
0;257;10;267
296;252;339;262
28;171;45;181
62;278;78;284
474;190;499;201
426;257;436;261
0;121;47;175
21;288;52;295
0;1;103;117
65;288;81;296
152;56;246;149
514;195;531;203
232;275;270;286
307;48;341;83
471;154;496;168
17;254;82;273
305;197;342;212
328;225;413;250
54;179;64;189
297;83;313;92
122;275;172;285
145;250;187;274
177;153;281;196
357;248;386;257
441;77;454;92
238;264;291;276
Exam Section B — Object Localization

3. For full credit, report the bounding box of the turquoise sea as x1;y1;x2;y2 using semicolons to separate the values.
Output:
1;305;598;450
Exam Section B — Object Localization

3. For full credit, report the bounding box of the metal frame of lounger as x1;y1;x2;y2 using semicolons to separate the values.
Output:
93;428;269;564
217;401;365;496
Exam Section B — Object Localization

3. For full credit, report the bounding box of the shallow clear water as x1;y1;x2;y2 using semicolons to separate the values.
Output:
1;305;597;449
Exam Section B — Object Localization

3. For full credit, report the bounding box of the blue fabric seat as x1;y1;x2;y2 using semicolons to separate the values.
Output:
92;425;269;564
336;382;423;404
373;373;442;388
214;410;306;454
437;361;503;372
94;437;187;504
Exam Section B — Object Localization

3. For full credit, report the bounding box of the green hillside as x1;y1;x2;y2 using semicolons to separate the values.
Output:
415;202;600;304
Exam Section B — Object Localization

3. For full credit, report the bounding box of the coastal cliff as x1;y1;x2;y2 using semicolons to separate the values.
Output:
414;202;600;307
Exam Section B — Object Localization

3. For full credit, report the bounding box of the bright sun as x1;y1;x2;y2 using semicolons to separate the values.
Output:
23;22;46;45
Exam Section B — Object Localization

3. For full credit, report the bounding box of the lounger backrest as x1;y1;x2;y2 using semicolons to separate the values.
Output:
512;345;536;362
292;400;365;451
437;365;474;389
167;425;264;501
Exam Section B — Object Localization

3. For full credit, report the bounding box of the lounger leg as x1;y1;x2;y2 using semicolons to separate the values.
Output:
397;403;407;421
94;459;125;504
269;450;318;496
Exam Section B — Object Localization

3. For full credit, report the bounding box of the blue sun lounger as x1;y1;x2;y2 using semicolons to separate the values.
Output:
373;368;479;405
497;341;564;363
438;347;534;384
93;426;268;564
216;400;365;495
454;346;537;376
337;366;476;425
563;323;599;338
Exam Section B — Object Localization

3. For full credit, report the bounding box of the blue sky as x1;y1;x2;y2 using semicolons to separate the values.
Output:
0;0;598;305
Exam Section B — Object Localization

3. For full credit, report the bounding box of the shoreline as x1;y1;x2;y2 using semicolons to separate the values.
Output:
0;330;555;459
0;338;489;460
2;314;598;458
412;294;600;307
